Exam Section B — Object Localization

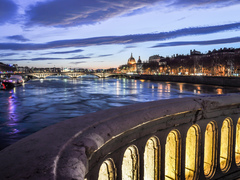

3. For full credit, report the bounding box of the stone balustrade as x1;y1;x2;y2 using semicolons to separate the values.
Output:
0;94;240;179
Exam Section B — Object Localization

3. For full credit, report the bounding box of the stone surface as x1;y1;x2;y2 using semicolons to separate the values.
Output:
0;94;240;179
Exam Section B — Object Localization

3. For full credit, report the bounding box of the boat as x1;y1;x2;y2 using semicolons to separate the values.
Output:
0;81;6;90
2;75;23;89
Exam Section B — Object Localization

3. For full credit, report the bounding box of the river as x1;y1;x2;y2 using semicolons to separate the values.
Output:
0;76;239;150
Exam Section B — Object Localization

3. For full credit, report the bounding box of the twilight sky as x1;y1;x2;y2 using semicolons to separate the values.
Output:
0;0;240;69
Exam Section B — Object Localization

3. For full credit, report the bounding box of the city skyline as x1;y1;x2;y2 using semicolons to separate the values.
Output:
0;0;240;69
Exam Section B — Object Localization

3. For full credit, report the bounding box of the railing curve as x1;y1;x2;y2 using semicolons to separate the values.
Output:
0;94;240;180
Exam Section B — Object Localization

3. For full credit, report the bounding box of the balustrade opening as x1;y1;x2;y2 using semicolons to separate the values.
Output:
220;118;233;172
122;145;139;180
185;125;200;180
235;118;240;166
165;130;181;180
144;136;160;180
204;121;217;178
98;158;116;180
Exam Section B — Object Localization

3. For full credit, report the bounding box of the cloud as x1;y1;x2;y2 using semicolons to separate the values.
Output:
69;61;86;65
1;22;240;50
118;45;137;54
24;0;240;27
125;45;137;48
67;55;91;59
22;57;62;61
151;37;240;47
1;57;62;61
98;54;113;57
43;49;83;55
7;35;30;42
170;0;240;8
0;53;16;57
25;0;158;27
0;55;91;62
0;0;18;24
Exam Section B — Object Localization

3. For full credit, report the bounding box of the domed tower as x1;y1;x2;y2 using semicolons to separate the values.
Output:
127;53;137;72
128;53;136;65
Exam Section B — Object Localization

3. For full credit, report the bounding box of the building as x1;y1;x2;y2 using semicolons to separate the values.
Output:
136;56;143;74
127;53;137;72
149;55;161;63
0;62;16;72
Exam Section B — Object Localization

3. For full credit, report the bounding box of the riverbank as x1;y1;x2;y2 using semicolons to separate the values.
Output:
135;75;240;87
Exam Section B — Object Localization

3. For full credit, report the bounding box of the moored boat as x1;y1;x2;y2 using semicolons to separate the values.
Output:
0;81;6;90
2;75;23;89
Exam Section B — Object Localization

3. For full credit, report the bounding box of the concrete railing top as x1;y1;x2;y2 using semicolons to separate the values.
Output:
0;94;240;179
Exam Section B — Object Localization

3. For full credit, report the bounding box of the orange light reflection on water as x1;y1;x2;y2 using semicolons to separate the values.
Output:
216;88;223;94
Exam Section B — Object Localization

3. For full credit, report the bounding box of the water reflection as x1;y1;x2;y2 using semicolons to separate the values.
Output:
179;83;183;93
216;88;223;94
0;77;239;150
197;86;201;94
129;80;137;95
116;80;120;96
166;83;171;93
7;89;20;135
158;84;163;94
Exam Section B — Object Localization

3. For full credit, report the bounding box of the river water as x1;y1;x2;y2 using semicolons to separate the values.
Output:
0;76;239;150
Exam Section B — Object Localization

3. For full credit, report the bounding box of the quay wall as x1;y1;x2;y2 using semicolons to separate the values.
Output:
137;75;240;87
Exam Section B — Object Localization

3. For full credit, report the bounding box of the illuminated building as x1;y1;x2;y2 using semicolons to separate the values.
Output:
127;53;137;72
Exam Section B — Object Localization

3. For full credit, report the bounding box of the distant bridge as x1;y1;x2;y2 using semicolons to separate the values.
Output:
27;72;120;78
3;72;126;79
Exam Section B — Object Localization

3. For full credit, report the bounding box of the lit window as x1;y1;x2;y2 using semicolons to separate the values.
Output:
122;145;139;180
185;125;200;180
204;121;217;178
144;136;160;180
98;158;116;180
220;118;233;172
235;118;240;166
165;130;181;180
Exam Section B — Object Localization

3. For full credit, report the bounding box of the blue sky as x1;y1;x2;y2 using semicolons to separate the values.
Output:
0;0;240;69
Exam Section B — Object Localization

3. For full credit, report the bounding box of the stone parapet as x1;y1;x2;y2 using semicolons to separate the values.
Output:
0;94;240;179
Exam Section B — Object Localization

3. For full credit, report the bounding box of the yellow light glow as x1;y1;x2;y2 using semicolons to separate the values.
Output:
165;130;180;180
235;118;240;166
98;159;116;180
185;125;200;180
220;118;233;172
204;121;217;178
144;136;160;180
122;145;139;180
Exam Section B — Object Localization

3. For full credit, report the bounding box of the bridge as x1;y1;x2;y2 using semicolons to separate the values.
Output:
8;72;122;79
27;72;120;78
0;94;240;179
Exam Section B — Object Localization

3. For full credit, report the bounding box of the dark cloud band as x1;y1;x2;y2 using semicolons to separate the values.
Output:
25;0;240;27
7;35;30;42
1;56;91;62
0;22;240;50
151;37;240;48
25;0;160;27
0;0;18;24
43;49;84;55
